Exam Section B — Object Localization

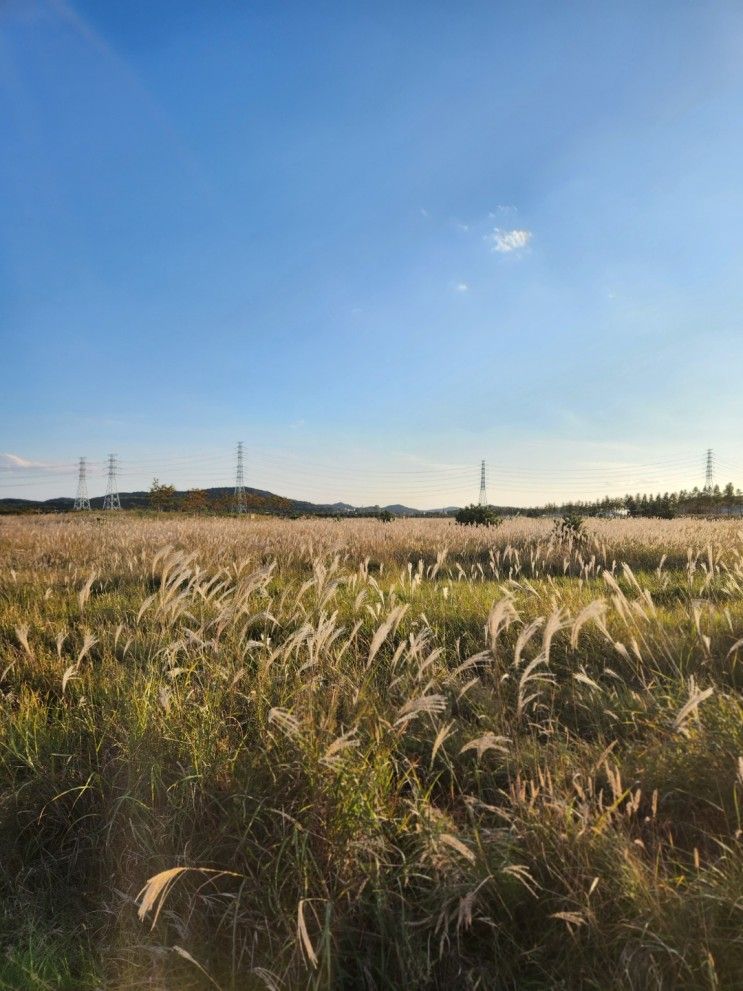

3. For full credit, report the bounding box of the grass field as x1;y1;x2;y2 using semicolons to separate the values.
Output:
1;514;743;989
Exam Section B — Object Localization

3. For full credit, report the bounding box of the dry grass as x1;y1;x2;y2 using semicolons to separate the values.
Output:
1;513;743;989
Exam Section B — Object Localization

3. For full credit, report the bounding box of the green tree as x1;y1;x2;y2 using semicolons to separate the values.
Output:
149;478;176;512
455;504;502;527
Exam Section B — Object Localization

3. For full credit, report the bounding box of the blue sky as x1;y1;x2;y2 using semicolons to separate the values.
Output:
3;0;743;507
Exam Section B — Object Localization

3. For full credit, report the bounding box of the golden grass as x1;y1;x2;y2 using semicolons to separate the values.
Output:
1;513;742;989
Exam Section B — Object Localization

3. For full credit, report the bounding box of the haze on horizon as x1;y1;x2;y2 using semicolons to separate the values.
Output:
3;1;743;507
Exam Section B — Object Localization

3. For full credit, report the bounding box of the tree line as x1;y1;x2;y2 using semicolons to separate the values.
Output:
146;479;743;519
510;484;743;519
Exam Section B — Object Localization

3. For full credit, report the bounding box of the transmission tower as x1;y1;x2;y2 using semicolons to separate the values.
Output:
478;460;488;506
704;448;715;492
234;441;247;513
73;457;91;511
102;454;121;510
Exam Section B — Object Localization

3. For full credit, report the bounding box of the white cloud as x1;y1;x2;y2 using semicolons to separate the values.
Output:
455;282;469;292
486;228;532;254
1;452;40;469
0;453;66;472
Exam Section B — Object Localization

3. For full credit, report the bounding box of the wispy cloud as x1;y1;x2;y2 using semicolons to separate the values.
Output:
1;453;42;469
454;282;469;292
0;453;67;472
486;228;532;254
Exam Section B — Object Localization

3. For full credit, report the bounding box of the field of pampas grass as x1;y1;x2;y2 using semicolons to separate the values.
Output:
1;513;743;989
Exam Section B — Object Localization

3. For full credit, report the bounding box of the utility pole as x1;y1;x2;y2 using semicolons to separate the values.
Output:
234;441;247;514
102;454;121;510
73;457;91;511
704;448;715;492
478;460;488;506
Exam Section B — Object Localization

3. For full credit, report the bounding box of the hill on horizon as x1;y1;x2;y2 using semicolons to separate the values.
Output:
0;485;459;517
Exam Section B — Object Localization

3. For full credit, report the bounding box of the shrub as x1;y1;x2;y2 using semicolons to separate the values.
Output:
455;504;503;527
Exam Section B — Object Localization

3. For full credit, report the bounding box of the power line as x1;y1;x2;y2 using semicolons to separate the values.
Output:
242;452;478;477
2;449;704;480
3;446;740;508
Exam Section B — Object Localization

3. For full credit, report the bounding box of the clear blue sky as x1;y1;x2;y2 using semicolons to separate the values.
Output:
3;0;743;507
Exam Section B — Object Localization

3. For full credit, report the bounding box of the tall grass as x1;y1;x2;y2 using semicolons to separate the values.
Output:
1;514;742;988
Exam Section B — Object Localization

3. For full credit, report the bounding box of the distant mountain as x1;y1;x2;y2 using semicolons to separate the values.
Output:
356;503;440;517
377;504;419;516
382;504;460;516
0;486;460;517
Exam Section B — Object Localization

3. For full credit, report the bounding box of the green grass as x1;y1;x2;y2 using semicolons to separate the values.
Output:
1;514;743;988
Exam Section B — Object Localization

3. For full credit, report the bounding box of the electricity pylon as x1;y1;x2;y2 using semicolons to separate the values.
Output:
234;441;247;513
478;460;488;506
102;454;121;510
73;457;91;510
704;448;715;492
